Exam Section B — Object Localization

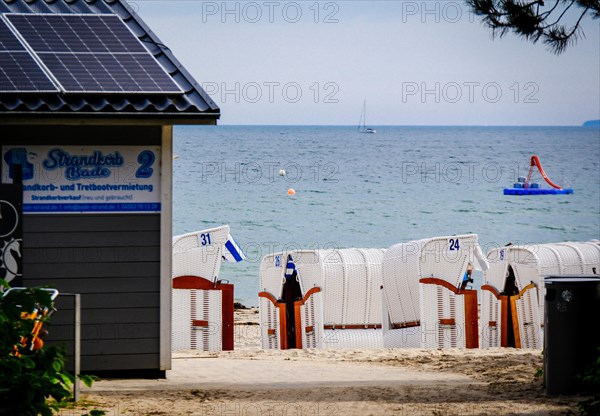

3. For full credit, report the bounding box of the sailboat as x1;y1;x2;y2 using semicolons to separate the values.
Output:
358;100;376;134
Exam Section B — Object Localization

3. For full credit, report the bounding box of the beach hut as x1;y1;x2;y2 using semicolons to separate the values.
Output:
171;225;245;352
381;234;488;349
481;241;600;349
259;248;386;350
0;0;220;376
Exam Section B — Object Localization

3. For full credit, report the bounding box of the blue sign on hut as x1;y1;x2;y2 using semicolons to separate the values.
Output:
0;0;219;377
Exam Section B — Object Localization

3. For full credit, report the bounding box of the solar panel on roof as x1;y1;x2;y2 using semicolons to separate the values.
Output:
7;14;148;54
0;18;59;93
42;53;185;93
5;13;183;94
0;17;25;51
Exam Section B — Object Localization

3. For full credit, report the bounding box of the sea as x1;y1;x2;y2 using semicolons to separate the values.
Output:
172;125;600;306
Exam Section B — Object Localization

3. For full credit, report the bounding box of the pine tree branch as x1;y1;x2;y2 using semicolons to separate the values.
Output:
466;0;599;53
542;0;576;29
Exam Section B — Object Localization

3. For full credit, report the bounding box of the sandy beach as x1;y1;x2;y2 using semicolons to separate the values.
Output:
73;308;586;415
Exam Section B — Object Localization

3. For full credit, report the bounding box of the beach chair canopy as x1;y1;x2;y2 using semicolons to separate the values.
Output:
481;240;599;349
485;241;600;293
260;248;386;327
171;225;242;352
382;234;488;328
172;224;245;280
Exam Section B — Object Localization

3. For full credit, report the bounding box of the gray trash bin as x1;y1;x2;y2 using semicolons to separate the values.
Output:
544;276;600;395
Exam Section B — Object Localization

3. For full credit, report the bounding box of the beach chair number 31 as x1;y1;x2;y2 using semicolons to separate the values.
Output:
448;238;460;251
200;233;211;246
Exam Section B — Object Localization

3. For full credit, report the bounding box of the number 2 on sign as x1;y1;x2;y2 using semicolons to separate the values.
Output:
449;238;460;251
200;233;211;246
136;150;155;179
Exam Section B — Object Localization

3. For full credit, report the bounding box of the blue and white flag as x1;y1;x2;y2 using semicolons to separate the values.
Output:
285;254;296;278
222;234;246;262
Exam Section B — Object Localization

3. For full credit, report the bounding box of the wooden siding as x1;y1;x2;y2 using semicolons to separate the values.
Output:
23;214;161;372
1;124;165;373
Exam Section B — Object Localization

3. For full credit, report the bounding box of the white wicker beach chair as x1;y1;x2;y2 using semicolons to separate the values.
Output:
258;248;386;350
481;241;600;349
320;248;385;349
382;234;488;349
171;225;243;352
258;253;289;349
480;247;510;348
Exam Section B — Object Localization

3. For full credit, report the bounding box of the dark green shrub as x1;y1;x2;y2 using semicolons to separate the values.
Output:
579;348;600;415
0;280;102;416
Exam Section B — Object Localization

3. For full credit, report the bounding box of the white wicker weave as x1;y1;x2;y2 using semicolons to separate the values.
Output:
419;282;467;349
382;328;421;348
364;249;385;325
321;249;345;327
381;234;487;349
171;288;222;352
172;225;230;280
258;248;386;350
480;289;502;348
382;240;422;329
512;285;542;349
300;290;324;349
322;329;383;349
479;248;506;349
195;289;222;351
259;253;288;300
171;289;192;351
482;240;600;349
482;247;510;293
294;250;323;294
259;295;282;350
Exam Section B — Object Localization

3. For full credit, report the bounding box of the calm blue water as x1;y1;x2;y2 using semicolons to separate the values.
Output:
173;126;600;306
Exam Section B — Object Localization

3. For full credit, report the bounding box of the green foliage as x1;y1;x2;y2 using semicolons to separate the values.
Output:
0;281;102;416
535;350;544;378
78;374;100;389
578;347;600;415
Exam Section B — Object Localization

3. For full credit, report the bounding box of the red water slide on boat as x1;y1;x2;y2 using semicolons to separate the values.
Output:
525;155;563;190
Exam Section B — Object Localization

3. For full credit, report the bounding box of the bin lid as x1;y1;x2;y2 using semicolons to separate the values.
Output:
545;276;600;284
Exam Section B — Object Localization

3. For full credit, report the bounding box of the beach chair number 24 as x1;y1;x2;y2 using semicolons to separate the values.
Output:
448;238;460;251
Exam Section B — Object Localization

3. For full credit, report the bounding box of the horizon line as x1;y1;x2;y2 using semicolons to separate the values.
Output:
186;123;598;128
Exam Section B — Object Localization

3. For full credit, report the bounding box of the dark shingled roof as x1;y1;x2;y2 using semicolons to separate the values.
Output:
0;0;220;123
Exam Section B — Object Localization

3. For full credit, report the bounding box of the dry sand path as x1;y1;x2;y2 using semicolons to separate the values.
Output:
75;308;584;415
90;355;479;391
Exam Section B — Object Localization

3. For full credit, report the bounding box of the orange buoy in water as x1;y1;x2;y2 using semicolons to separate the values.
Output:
287;188;296;196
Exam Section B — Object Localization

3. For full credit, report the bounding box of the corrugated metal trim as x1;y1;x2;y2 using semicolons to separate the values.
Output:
0;0;220;121
0;93;218;111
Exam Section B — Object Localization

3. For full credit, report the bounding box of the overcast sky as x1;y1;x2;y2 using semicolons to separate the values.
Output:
135;1;600;126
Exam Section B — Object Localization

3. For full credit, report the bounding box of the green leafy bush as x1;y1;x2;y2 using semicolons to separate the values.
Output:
0;280;102;416
579;348;600;416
